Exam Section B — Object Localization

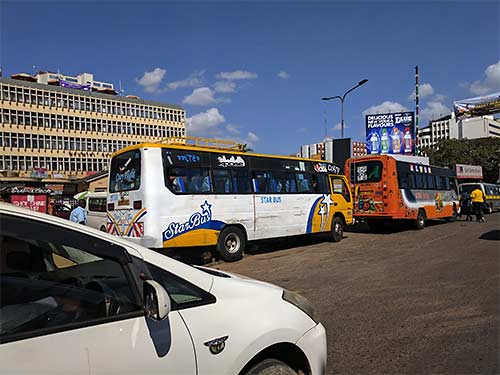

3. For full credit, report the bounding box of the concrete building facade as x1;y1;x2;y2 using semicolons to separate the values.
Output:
0;73;186;184
417;113;500;152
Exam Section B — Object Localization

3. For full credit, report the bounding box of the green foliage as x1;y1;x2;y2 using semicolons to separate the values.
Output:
422;137;500;182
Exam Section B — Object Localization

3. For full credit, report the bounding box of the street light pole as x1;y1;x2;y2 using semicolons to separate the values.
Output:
322;79;368;139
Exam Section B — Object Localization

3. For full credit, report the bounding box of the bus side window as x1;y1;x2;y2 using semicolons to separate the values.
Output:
435;175;443;189
415;173;424;189
426;175;435;189
285;173;297;193
398;173;409;189
330;177;351;202
409;173;416;189
296;173;312;193
443;177;450;190
232;170;251;193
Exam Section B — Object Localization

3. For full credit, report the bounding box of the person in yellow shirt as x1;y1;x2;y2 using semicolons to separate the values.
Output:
470;187;486;222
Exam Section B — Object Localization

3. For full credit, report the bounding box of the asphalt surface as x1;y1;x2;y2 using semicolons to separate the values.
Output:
210;214;500;374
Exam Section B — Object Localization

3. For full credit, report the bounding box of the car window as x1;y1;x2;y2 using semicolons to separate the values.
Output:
147;263;215;310
0;214;142;343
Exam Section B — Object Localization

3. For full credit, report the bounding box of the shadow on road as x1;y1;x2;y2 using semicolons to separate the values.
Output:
479;230;500;241
346;219;445;235
157;233;335;265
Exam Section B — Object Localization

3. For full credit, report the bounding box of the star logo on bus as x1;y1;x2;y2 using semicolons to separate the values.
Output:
200;200;212;214
321;194;333;214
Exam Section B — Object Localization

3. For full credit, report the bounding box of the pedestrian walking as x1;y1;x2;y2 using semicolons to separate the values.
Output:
459;191;473;221
69;199;87;225
470;187;486;222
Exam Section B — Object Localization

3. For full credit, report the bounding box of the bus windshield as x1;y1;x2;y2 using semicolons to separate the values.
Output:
351;161;382;183
110;150;141;193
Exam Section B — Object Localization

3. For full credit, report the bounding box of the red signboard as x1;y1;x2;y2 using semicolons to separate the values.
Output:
10;194;48;213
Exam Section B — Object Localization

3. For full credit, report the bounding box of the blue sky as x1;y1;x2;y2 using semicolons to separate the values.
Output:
2;1;499;155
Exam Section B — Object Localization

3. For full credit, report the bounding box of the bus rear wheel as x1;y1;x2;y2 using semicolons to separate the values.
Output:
414;209;426;230
217;226;245;262
330;216;344;242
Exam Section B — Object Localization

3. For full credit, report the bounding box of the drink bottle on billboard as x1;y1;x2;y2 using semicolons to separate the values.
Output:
404;127;412;154
381;129;389;154
369;132;379;154
391;128;401;153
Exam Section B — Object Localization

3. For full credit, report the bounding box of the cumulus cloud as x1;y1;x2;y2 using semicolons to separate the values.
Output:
421;101;450;122
469;61;500;95
186;108;225;135
363;101;409;116
214;81;237;93
332;122;349;131
225;124;241;135
136;68;166;93
277;71;290;79
166;70;205;91
216;70;258;80
246;132;259;144
183;87;217;106
408;83;434;101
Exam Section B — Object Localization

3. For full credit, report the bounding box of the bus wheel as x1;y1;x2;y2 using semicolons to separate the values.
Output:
414;209;426;230
331;217;344;242
217;227;245;262
100;225;107;232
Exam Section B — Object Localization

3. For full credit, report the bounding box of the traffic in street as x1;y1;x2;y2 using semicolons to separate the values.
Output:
212;215;500;374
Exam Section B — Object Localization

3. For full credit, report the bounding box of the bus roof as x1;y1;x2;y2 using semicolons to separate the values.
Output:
112;142;339;165
347;155;454;175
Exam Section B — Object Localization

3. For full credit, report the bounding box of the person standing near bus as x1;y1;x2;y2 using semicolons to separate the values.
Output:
70;199;87;225
471;187;486;222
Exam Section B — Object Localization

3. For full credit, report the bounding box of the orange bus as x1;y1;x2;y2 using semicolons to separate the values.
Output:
345;155;459;230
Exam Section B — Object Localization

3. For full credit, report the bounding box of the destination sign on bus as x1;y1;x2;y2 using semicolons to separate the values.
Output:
365;112;415;156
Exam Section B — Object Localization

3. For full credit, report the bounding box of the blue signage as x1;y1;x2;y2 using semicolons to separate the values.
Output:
365;112;415;155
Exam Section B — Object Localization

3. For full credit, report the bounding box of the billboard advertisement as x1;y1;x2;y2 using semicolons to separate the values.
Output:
365;112;415;155
453;92;500;119
455;164;483;180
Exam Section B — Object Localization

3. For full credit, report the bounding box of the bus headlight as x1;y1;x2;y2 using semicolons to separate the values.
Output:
282;290;319;323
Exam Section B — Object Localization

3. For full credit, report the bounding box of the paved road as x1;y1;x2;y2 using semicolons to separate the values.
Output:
211;214;500;374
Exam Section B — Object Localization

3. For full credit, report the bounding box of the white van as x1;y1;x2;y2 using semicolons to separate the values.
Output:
74;191;107;231
0;203;327;375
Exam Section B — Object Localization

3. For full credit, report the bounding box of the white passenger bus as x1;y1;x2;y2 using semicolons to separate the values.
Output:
106;139;353;261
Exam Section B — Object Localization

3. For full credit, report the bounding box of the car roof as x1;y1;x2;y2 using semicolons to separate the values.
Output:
0;202;213;291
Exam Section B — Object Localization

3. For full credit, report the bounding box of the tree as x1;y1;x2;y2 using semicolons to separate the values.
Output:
422;137;500;182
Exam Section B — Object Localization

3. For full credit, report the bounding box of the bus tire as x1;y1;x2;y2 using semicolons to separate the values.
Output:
217;226;245;262
414;209;426;230
100;225;107;232
330;216;344;242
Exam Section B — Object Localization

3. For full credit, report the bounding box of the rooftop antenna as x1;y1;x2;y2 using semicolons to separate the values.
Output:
119;80;125;96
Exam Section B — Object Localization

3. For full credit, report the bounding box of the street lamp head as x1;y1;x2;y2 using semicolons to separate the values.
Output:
358;79;368;86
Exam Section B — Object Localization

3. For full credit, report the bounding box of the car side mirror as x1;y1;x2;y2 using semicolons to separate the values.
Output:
144;280;171;321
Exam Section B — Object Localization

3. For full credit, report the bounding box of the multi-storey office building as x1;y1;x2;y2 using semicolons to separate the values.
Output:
0;74;186;185
417;113;500;154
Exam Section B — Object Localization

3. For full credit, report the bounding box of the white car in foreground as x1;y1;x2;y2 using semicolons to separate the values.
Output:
0;203;326;375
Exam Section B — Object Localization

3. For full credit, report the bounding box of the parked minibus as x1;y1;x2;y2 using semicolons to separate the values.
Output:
346;155;459;230
74;191;107;231
107;139;353;261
